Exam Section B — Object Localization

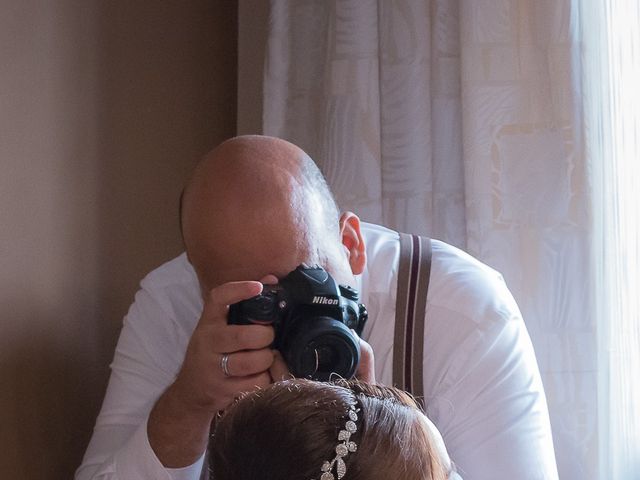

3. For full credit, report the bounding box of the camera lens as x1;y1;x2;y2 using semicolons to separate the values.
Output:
315;345;337;372
285;318;360;381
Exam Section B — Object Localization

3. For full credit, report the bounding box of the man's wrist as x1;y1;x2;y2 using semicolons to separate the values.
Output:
148;383;214;468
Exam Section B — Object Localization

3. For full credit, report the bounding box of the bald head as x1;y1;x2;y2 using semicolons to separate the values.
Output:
181;135;350;290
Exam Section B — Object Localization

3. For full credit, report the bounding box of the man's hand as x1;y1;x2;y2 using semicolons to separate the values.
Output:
148;280;276;468
355;333;376;383
171;280;276;411
268;350;291;382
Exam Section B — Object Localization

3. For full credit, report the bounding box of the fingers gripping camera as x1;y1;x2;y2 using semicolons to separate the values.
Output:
228;265;368;381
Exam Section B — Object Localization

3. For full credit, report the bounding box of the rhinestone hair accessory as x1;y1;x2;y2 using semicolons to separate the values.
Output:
313;402;360;480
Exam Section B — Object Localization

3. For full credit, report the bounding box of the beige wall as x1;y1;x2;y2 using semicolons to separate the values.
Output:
0;1;237;478
237;0;268;135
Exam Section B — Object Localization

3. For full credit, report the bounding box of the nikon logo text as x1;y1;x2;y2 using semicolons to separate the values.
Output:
312;296;339;305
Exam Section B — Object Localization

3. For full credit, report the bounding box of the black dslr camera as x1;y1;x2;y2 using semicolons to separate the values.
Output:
228;264;368;381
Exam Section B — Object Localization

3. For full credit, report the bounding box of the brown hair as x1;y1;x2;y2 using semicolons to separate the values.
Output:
209;379;448;480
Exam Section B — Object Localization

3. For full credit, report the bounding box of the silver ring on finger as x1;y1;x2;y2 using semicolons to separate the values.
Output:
220;353;232;378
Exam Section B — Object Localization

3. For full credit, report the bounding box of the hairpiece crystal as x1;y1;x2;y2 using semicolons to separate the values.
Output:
312;403;359;480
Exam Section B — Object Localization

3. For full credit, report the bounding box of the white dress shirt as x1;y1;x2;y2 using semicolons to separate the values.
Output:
76;223;558;480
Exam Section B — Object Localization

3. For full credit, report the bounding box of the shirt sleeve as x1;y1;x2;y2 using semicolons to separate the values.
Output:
75;287;204;480
424;302;559;480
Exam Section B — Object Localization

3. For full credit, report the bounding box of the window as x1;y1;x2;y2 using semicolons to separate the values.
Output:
582;0;640;477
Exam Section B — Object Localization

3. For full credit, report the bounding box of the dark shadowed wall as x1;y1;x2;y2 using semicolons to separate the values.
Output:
0;1;237;478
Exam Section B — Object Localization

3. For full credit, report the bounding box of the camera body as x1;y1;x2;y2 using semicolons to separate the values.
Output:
228;264;368;381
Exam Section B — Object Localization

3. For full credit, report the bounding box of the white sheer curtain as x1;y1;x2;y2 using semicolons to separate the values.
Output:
253;0;638;478
581;1;640;478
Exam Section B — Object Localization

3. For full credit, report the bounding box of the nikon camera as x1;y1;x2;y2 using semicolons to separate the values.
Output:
228;264;368;381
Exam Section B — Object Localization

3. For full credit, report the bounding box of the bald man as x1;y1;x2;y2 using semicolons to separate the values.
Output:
153;136;370;469
77;136;558;479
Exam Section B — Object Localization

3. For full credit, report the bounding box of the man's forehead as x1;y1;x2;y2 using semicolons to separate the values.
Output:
201;260;304;288
208;265;293;285
197;244;315;287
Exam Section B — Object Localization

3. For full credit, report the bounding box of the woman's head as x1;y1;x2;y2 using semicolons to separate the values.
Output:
209;379;449;480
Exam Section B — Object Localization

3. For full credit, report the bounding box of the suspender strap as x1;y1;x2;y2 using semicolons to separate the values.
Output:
393;233;433;404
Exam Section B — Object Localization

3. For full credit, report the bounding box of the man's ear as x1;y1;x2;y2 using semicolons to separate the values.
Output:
339;212;366;275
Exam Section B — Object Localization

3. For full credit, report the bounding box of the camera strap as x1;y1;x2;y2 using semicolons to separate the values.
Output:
392;233;432;409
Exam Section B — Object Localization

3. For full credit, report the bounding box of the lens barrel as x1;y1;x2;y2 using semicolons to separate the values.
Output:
285;317;361;381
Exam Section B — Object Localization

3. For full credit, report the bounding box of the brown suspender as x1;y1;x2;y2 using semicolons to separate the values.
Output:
392;233;433;407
